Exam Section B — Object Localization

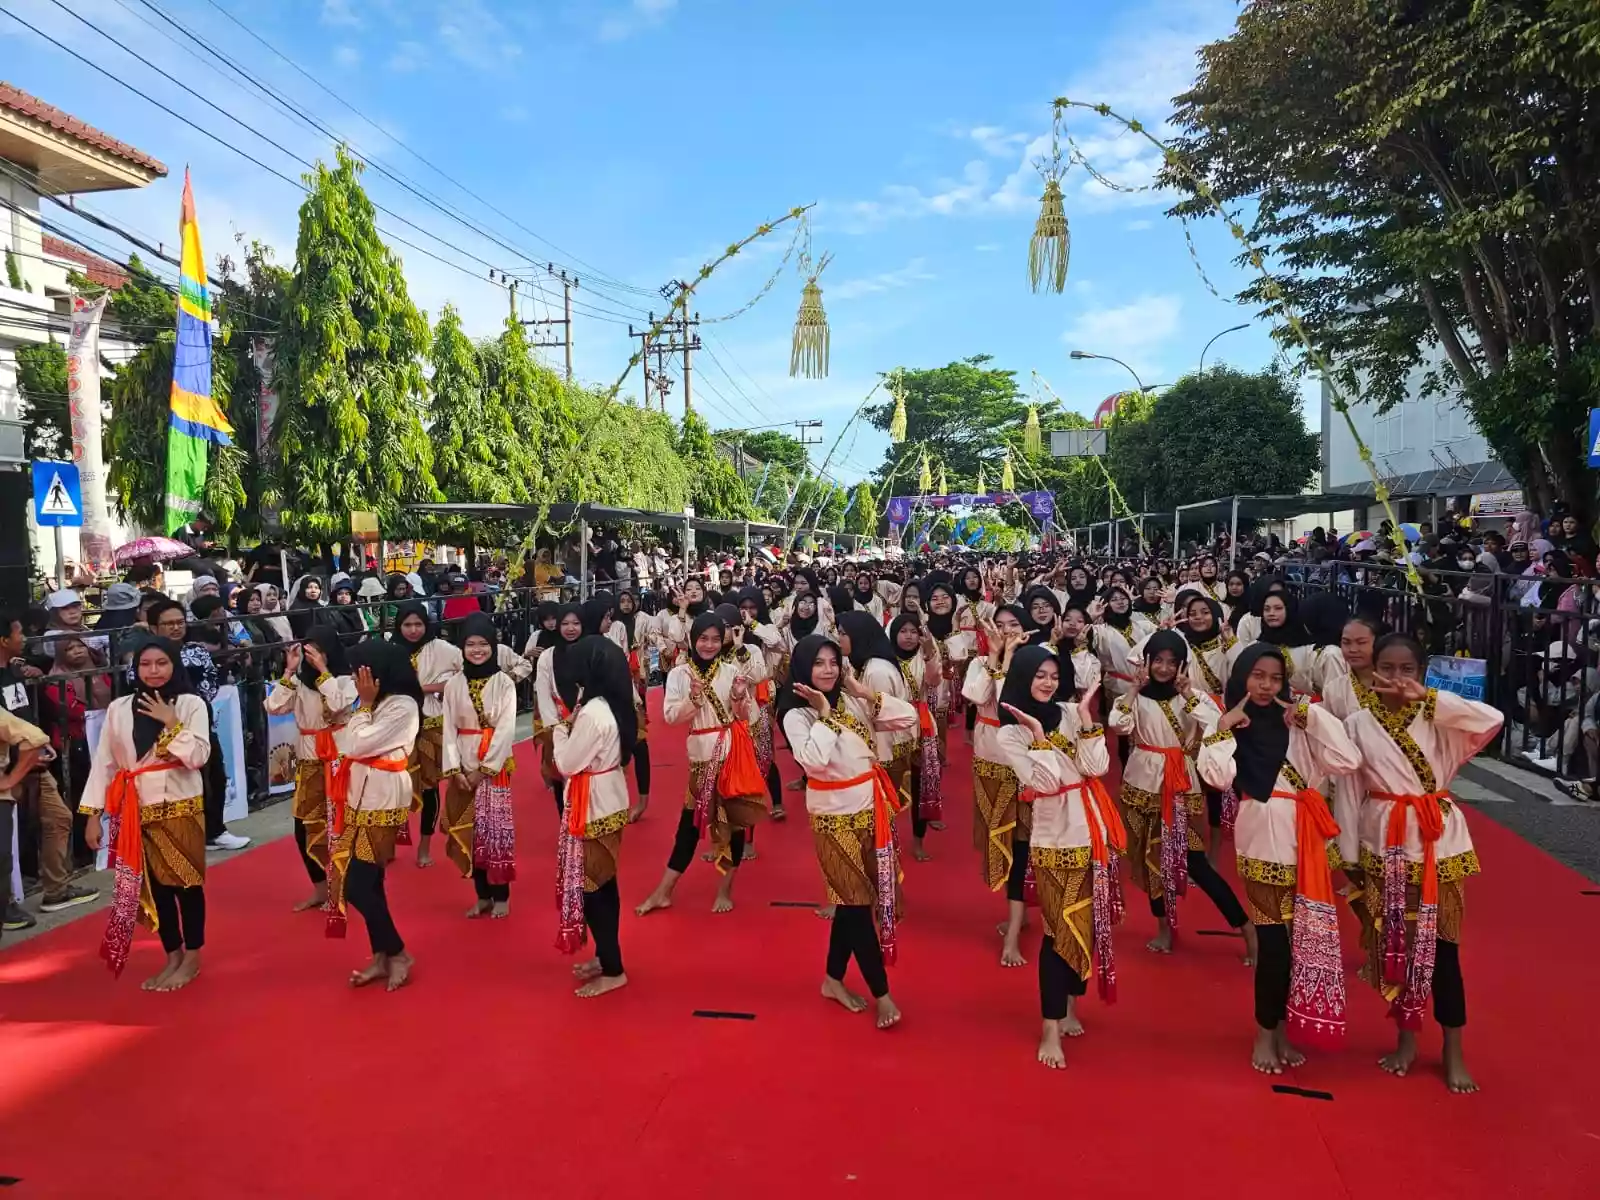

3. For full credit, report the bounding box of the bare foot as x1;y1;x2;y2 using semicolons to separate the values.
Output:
415;852;434;869
142;951;183;991
156;949;201;991
465;899;493;919
785;776;806;792
385;951;414;992
576;972;628;998
572;958;603;980
815;904;836;920
1252;1027;1283;1074
742;846;758;862
293;884;328;913
771;805;787;823
1059;997;1084;1038
627;796;649;823
1240;923;1259;967
1000;937;1027;968
911;840;932;863
490;900;510;919
1379;1029;1418;1077
711;892;735;914
350;955;387;988
1274;1027;1306;1067
1146;926;1173;954
1037;1020;1066;1069
635;889;673;917
875;995;902;1029
822;977;868;1013
1443;1030;1477;1094
928;819;946;831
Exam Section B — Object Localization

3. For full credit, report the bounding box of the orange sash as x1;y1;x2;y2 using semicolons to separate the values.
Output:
563;765;621;836
1144;743;1192;825
1074;776;1128;866
106;761;179;877
300;726;344;805
1271;786;1340;905
1371;789;1448;908
976;715;1002;728
329;754;410;836
806;763;903;844
914;700;936;738
457;727;510;786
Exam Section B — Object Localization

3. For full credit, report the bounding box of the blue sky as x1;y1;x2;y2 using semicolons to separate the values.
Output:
2;0;1299;487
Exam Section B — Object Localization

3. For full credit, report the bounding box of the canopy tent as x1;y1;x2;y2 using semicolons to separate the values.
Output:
1171;492;1367;566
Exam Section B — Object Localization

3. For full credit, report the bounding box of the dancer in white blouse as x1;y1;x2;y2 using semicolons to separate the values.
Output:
785;633;916;1029
81;637;212;990
391;600;461;868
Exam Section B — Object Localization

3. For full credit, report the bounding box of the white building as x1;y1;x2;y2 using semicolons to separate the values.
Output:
0;82;168;594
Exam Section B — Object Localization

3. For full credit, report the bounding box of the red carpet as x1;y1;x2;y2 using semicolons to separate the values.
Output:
3;694;1599;1199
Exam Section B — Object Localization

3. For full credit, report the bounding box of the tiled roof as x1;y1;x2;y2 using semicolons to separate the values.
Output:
41;234;129;290
0;81;168;176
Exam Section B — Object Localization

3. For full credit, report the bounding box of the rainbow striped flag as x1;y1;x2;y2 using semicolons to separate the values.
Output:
163;169;232;533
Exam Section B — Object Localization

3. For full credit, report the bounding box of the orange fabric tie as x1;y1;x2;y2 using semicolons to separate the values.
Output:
1271;787;1341;906
1371;789;1449;907
755;679;773;706
1075;776;1128;866
806;763;903;845
564;765;621;836
106;761;179;877
1145;744;1192;825
302;727;344;807
976;715;1002;728
689;722;732;736
914;700;936;738
329;755;410;836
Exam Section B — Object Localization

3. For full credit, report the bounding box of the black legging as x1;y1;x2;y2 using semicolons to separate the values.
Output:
1116;732;1131;771
1005;839;1031;903
583;878;624;976
965;702;978;733
665;806;745;874
472;867;510;904
766;762;783;809
1433;939;1466;1029
203;731;226;841
551;776;566;815
1149;849;1248;928
1254;923;1291;1028
826;904;888;997
345;858;405;956
150;880;205;953
908;761;927;839
633;739;652;796
1038;934;1086;1019
1204;787;1224;830
294;818;326;885
419;787;440;836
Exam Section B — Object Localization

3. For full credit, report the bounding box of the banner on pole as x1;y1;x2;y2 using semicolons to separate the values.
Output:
67;292;113;573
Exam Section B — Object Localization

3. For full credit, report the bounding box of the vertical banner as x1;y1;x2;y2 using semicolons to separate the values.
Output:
67;292;113;574
211;683;249;822
250;336;278;456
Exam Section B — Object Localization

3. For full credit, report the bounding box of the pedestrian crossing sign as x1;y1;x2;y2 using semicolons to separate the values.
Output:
31;460;83;528
1589;409;1600;468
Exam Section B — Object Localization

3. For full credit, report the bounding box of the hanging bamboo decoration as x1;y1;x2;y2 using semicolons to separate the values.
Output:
1024;404;1041;455
1028;110;1071;294
937;463;947;496
790;246;833;379
1001;450;1016;492
888;370;908;442
918;452;932;494
975;464;986;494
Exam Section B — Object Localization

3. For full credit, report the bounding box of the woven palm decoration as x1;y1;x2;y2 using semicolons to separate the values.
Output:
1024;404;1041;455
918;452;932;494
1001;450;1015;492
937;463;947;496
888;371;908;442
790;245;833;379
975;464;986;494
1028;110;1071;294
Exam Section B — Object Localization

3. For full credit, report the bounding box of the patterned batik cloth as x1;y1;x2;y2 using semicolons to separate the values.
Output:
972;758;1020;891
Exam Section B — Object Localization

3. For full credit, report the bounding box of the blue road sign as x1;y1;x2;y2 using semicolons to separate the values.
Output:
32;460;83;528
1589;409;1600;468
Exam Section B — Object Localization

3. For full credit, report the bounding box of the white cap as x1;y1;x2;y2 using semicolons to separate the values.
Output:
45;588;82;609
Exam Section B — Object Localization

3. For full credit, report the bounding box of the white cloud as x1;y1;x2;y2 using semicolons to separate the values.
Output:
1062;293;1182;378
829;258;935;301
973;243;1001;253
598;0;679;41
321;0;360;27
388;40;427;71
1124;219;1153;231
438;0;525;69
334;45;361;68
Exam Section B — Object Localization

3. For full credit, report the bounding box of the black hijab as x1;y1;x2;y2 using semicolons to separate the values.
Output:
1299;592;1349;648
789;593;820;639
615;589;640;645
533;600;562;649
853;572;876;605
959;568;983;603
1020;585;1061;646
393;599;436;647
1224;642;1293;803
130;636;192;759
1223;570;1251;630
349;638;424;705
888;613;921;662
581;594;614;638
997;644;1065;735
827;584;855;615
736;586;771;626
1181;594;1225;647
458;612;501;681
1102;586;1134;630
1132;580;1164;618
779;632;842;724
687;611;728;671
713;603;743;656
837;609;897;673
384;573;411;601
924;581;957;640
300;624;350;686
1140;629;1188;702
1256;589;1306;647
557;635;637;763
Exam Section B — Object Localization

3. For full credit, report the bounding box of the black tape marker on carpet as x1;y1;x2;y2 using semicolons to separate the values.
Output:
1581;890;1600;896
0;1176;21;1187
1272;1085;1333;1101
770;900;819;908
1195;930;1235;937
692;1010;757;1021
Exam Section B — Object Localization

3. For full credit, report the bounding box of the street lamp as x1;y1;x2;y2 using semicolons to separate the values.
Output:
1069;348;1147;394
1199;323;1250;374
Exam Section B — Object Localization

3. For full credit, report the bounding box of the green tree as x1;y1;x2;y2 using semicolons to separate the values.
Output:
5;247;26;290
566;391;691;510
269;146;440;540
845;481;877;535
14;341;67;459
1167;0;1600;515
677;409;752;519
717;428;809;475
429;304;509;504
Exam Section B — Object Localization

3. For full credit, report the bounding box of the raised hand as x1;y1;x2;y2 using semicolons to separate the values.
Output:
1077;684;1099;728
1175;667;1193;696
1130;663;1148;694
354;665;380;708
1001;702;1045;741
283;643;303;676
136;691;179;732
1275;695;1308;729
793;682;832;718
1371;674;1428;704
842;665;874;702
1216;696;1252;733
304;641;328;676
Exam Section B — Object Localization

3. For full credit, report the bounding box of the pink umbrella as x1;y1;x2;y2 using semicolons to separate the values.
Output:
113;536;193;565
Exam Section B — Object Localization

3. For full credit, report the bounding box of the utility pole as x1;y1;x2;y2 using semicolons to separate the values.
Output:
650;280;700;417
517;263;578;380
629;320;677;411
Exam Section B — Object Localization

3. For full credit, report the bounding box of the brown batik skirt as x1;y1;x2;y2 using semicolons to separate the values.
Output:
1352;848;1468;993
811;808;902;914
582;811;627;892
1031;846;1093;979
408;722;445;811
686;759;766;871
972;758;1021;891
1121;786;1204;898
443;772;476;877
293;760;329;869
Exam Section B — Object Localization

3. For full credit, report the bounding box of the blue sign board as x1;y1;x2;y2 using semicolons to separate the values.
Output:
1589;408;1600;467
31;460;83;528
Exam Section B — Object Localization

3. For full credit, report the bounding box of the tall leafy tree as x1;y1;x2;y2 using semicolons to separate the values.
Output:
677;409;752;519
845;481;877;535
14;341;67;459
1168;0;1600;515
566;391;691;510
269;146;440;540
214;239;292;540
429;304;509;504
717;428;809;475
